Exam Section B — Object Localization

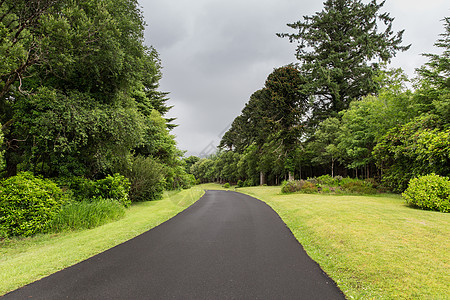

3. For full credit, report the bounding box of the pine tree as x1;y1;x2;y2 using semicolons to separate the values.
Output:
278;0;410;123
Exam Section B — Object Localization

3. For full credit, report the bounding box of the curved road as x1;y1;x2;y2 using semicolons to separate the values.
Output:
5;190;345;299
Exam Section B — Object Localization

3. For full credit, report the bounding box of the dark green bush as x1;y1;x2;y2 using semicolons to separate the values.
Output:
0;172;66;237
340;178;377;194
57;174;130;206
237;180;244;188
94;174;130;207
244;178;256;187
47;199;125;232
402;174;450;212
125;156;165;202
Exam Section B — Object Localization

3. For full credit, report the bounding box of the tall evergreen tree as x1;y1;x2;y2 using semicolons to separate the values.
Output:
278;0;410;123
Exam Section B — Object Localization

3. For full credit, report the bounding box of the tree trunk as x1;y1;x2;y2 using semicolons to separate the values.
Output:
331;159;335;178
260;171;266;186
5;152;18;177
288;171;294;181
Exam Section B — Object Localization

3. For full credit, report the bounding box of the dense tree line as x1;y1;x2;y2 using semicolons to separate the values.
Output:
190;0;449;193
0;0;193;193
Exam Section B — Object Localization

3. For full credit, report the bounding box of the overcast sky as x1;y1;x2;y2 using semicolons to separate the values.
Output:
138;0;449;157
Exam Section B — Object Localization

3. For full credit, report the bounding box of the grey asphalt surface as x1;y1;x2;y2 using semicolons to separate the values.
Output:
4;190;345;299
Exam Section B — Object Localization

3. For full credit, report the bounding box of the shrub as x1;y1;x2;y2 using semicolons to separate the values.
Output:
237;180;244;188
302;181;317;193
317;174;340;186
0;226;8;240
244;178;256;187
47;199;125;232
402;174;450;212
281;180;317;194
56;174;130;207
94;174;130;207
223;183;231;188
0;172;65;237
340;178;377;194
125;156;165;202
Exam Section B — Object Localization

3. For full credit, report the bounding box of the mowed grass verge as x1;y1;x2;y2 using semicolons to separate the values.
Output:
200;183;449;299
0;187;204;295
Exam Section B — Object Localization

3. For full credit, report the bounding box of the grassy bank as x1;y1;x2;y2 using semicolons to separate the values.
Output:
0;187;204;295
201;183;449;299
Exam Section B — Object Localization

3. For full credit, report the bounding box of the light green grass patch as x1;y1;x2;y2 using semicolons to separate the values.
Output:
231;184;449;299
0;187;204;295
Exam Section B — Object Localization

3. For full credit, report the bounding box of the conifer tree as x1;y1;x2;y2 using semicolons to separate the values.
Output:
278;0;410;123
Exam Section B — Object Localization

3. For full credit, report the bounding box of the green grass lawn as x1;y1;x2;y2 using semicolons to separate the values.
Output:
0;187;204;296
200;183;449;300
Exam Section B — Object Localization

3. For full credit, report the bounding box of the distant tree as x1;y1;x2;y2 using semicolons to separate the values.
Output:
309;117;342;177
219;88;271;153
278;0;410;123
264;66;308;180
414;17;450;120
373;19;450;191
183;156;200;174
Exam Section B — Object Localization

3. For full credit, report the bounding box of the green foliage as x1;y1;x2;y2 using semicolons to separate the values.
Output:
402;174;450;212
237;180;244;188
373;114;450;192
58;174;130;207
190;158;215;183
125;156;165;202
223;183;231;188
316;174;342;186
13;87;145;178
47;199;126;233
93;174;131;207
0;123;4;170
1;0;183;185
281;176;378;195
340;178;377;194
0;172;65;237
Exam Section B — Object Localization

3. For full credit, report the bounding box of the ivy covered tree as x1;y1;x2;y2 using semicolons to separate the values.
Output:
278;0;410;123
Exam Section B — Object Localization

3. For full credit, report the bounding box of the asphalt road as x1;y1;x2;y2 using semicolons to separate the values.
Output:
4;190;345;299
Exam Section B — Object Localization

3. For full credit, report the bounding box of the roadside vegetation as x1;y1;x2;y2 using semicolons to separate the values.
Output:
0;0;448;297
0;0;195;240
0;187;204;295
201;183;449;299
188;2;449;213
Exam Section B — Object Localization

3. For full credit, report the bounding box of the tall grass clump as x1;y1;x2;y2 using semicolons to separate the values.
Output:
47;199;125;232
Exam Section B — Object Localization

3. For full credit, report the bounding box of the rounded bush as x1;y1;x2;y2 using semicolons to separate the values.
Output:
223;183;230;188
402;174;450;212
0;172;65;237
